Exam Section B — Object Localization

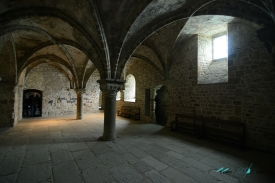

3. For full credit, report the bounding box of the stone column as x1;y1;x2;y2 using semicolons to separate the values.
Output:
75;88;86;120
13;85;19;126
16;85;24;122
97;79;125;141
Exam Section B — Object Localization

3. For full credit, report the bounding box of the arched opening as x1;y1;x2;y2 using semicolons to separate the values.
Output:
153;85;162;123
116;91;121;101
22;89;42;117
124;74;136;102
154;85;168;126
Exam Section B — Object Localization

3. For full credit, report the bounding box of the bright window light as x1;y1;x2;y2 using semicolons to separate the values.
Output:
213;35;228;60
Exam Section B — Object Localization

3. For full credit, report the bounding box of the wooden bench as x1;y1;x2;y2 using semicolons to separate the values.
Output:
202;117;245;149
170;114;246;149
118;106;140;120
170;114;203;138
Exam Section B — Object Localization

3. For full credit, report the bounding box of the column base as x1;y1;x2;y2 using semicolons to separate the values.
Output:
98;133;117;141
76;115;82;120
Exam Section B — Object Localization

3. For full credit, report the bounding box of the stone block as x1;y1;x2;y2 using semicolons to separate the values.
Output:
141;156;168;171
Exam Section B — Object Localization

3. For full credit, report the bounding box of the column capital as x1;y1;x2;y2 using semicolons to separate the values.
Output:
75;88;86;94
97;79;125;92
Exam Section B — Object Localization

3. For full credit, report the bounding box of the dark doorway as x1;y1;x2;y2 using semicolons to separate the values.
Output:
154;85;168;126
145;89;150;116
23;89;42;117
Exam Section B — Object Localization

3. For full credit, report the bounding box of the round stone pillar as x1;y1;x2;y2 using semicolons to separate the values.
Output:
97;79;125;141
75;88;86;120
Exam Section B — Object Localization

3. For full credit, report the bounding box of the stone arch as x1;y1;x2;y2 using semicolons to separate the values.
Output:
116;0;274;79
24;63;74;117
124;74;136;102
0;36;16;83
131;54;165;78
20;55;75;88
0;22;105;80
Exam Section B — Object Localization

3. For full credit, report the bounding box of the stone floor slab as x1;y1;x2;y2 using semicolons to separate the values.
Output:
0;114;274;183
109;164;145;183
0;173;17;183
145;170;170;183
17;162;51;183
50;149;73;165
141;156;168;171
0;150;26;176
97;151;126;168
82;164;116;183
22;147;49;167
128;147;149;158
52;161;82;183
161;167;197;183
72;150;101;170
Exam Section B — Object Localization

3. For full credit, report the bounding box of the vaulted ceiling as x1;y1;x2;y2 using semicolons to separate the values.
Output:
0;0;274;87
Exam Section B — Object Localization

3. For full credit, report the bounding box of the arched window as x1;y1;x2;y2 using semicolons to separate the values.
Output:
116;91;121;101
124;74;136;102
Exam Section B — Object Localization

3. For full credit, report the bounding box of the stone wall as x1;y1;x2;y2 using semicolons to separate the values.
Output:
120;21;275;153
167;21;275;153
116;59;163;123
0;37;17;127
25;63;100;117
84;70;101;113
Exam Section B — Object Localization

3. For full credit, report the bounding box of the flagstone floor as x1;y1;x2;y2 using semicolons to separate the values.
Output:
0;113;274;183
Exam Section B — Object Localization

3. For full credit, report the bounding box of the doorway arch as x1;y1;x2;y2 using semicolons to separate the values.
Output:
22;89;42;117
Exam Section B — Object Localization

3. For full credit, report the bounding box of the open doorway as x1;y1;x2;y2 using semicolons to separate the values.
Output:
22;89;42;117
154;85;168;126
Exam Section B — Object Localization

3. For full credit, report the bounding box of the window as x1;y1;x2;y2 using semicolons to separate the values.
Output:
124;74;136;102
116;91;121;101
197;32;228;84
213;34;228;60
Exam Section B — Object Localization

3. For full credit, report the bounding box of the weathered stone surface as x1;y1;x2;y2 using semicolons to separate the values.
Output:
17;162;51;183
165;151;185;160
133;161;153;173
89;142;114;155
22;147;49;167
160;156;189;170
141;156;168;171
0;150;26;176
109;164;144;183
0;173;17;183
145;170;170;183
52;161;82;183
161;167;196;183
82;165;115;183
25;65;100;117
149;143;170;153
72;150;101;170
120;153;138;165
0;114;275;182
128;147;149;159
97;151;126;168
50;149;73;165
68;142;89;152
